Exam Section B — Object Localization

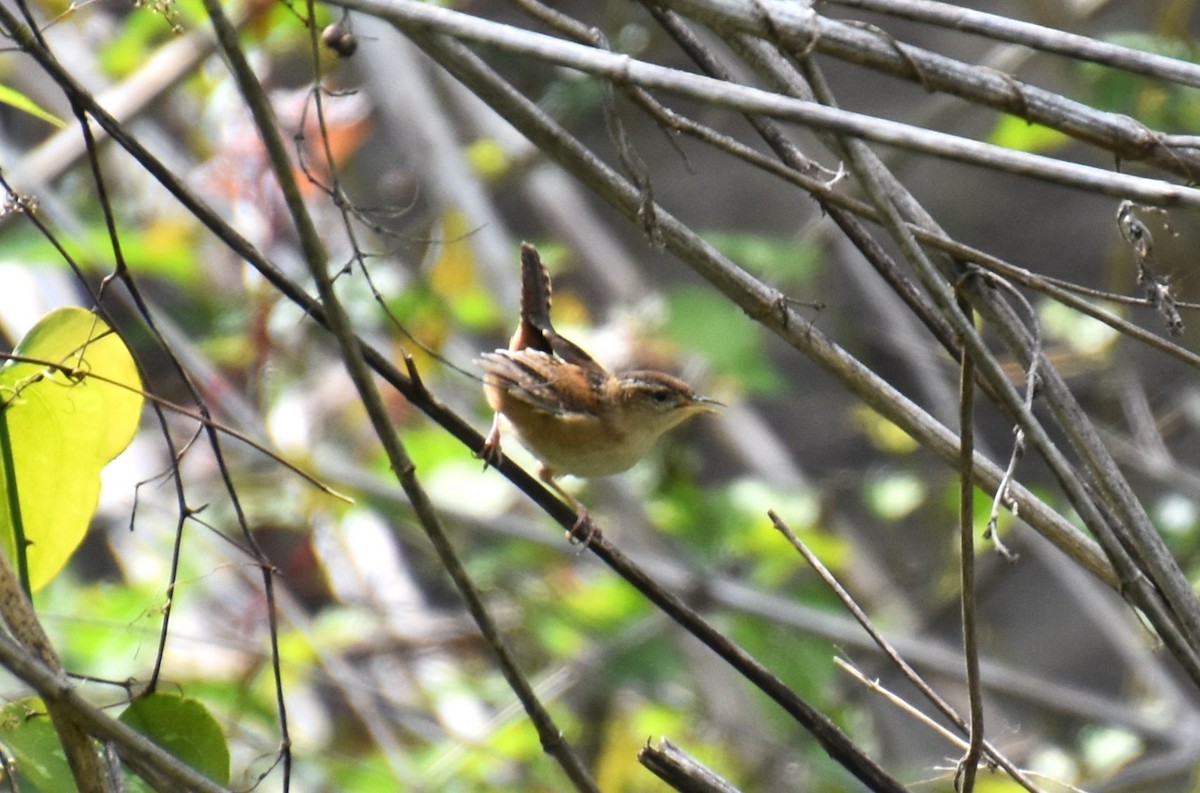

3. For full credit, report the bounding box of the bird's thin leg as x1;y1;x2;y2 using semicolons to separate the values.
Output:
480;414;503;471
539;466;595;546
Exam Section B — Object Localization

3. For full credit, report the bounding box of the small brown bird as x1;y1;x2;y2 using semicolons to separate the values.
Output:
479;243;720;522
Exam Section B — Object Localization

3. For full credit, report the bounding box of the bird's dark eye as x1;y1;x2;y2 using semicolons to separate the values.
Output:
651;389;672;404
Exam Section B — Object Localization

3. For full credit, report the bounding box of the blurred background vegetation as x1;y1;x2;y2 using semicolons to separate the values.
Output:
4;0;1200;791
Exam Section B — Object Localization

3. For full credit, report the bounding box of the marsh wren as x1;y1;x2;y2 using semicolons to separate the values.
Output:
478;243;720;520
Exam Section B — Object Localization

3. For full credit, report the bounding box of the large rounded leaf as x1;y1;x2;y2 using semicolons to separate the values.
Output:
0;307;143;590
0;699;74;789
119;693;231;785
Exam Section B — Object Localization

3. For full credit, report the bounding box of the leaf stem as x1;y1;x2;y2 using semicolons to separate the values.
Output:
0;407;30;597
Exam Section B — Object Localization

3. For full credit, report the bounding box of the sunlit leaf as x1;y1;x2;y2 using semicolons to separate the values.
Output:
596;709;664;792
851;404;919;453
559;573;646;628
97;10;175;77
428;210;500;330
0;84;65;129
0;307;143;590
1079;724;1141;777
988;115;1070;153
1038;300;1119;357
864;471;926;520
1155;492;1198;539
974;776;1036;793
0;221;200;286
465;138;513;180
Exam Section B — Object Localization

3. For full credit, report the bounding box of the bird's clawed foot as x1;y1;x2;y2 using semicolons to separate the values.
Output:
537;466;598;550
479;415;503;471
566;507;598;551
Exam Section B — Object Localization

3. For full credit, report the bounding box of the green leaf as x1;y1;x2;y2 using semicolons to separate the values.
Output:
988;115;1070;153
0;221;201;286
1077;34;1200;132
0;307;143;591
703;231;821;285
0;84;65;129
465;137;513;180
97;9;176;77
0;699;75;789
864;471;926;521
119;693;231;785
663;287;781;394
428;210;500;330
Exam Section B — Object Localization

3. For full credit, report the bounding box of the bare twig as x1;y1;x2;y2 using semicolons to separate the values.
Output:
639;739;745;793
662;0;1200;180
768;512;1045;793
955;310;983;793
331;0;1200;205
822;0;1200;89
201;0;600;789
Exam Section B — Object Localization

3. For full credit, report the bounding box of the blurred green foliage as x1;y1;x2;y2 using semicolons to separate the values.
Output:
1079;33;1200;131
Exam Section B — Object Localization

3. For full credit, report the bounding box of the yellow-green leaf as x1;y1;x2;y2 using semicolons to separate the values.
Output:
0;84;66;129
0;307;143;590
428;209;499;329
988;115;1070;153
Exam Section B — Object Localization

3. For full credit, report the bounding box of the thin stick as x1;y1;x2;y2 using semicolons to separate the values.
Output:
956;318;983;792
769;512;1045;793
836;658;968;751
